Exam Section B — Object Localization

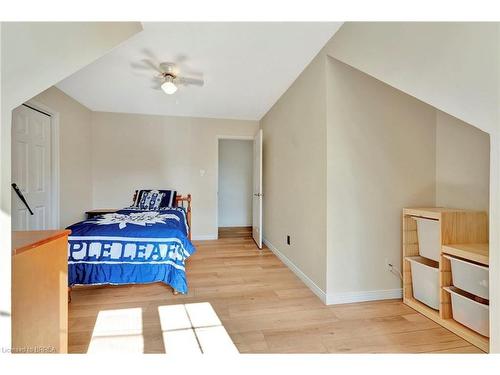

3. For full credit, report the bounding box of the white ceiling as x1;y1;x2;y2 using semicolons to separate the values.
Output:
56;22;342;121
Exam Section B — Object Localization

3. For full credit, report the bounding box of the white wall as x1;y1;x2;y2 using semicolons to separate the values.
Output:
31;87;93;228
436;110;490;212
218;139;253;227
0;21;8;350
494;25;500;353
326;58;437;303
260;51;328;294
90;111;258;239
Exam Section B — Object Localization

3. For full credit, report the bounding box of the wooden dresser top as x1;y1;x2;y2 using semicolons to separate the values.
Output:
12;230;71;256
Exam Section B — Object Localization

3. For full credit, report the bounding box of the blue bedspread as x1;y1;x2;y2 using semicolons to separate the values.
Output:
67;208;195;293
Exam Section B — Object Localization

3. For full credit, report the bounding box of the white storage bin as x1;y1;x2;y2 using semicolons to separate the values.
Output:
443;255;489;300
414;217;440;262
444;286;489;337
407;256;439;310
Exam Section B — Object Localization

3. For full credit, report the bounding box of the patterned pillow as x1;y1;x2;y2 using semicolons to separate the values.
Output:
133;189;177;208
137;190;165;210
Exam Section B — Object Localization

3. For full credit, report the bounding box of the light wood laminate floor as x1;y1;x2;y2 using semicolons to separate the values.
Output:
68;228;483;353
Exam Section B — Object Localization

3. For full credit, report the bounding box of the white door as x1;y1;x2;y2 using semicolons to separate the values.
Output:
11;105;52;230
252;129;263;248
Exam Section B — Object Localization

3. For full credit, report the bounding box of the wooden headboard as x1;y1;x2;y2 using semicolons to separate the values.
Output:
176;194;192;241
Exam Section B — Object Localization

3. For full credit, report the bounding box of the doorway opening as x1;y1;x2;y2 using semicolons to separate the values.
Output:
217;138;253;240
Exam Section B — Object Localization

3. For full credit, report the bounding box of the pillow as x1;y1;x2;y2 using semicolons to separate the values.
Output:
137;190;164;210
133;189;177;209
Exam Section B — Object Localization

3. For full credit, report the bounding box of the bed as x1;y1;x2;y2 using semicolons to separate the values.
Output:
66;191;195;296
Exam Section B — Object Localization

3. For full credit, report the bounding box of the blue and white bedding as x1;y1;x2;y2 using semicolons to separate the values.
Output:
67;207;195;294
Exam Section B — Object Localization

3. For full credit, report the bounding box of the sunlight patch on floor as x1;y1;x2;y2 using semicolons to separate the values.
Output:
87;307;144;353
195;325;238;354
158;302;238;354
85;303;237;353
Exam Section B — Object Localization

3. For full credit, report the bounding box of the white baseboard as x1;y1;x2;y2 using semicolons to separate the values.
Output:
218;224;252;228
326;288;403;305
192;234;218;240
263;239;402;306
263;238;327;303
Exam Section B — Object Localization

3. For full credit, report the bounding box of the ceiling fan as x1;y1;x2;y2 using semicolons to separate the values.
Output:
149;62;204;95
130;50;204;95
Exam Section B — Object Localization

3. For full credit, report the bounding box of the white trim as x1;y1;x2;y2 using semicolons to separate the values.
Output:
217;223;252;228
192;234;218;241
25;100;60;229
263;238;327;303
263;238;403;306
216;135;255;141
326;288;403;305
215;135;254;239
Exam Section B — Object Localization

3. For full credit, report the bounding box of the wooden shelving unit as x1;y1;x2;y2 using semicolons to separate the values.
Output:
442;243;489;266
402;207;489;352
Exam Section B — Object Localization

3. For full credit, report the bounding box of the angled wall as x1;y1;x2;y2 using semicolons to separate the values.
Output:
436;111;490;212
260;51;328;297
326;58;437;303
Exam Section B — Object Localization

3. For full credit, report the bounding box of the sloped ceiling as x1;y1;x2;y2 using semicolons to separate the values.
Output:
57;22;343;120
326;22;499;135
1;22;143;111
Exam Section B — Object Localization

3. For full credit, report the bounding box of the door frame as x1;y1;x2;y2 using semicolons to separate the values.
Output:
215;135;254;239
19;100;61;229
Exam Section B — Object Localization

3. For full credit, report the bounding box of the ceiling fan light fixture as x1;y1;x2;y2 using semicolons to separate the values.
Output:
161;75;177;95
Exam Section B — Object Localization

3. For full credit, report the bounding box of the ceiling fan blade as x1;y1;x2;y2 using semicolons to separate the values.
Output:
130;62;152;71
130;70;153;78
142;59;162;73
172;54;203;77
142;48;162;65
176;76;204;86
174;54;188;64
130;59;162;74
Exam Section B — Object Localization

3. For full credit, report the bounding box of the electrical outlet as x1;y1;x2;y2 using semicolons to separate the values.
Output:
385;258;402;280
385;258;393;271
286;235;291;245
